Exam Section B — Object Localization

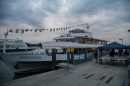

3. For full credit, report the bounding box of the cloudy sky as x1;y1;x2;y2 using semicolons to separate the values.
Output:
0;0;130;45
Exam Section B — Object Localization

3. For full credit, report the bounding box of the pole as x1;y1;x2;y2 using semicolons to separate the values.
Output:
67;52;70;73
52;48;56;70
122;37;123;45
67;48;72;73
3;29;8;54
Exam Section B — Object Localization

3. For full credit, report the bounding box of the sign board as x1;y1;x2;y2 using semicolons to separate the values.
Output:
71;48;74;52
67;47;74;52
92;47;97;50
67;48;71;52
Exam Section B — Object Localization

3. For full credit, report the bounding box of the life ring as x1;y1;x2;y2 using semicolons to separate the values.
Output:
14;64;21;69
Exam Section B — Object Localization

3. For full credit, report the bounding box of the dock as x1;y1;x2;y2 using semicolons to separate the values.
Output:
0;59;127;86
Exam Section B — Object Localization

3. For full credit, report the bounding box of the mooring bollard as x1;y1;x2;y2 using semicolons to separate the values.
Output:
52;48;56;70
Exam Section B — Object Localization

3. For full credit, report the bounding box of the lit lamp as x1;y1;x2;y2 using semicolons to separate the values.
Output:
119;37;123;44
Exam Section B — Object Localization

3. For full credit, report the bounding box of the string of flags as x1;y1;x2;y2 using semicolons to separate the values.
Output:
7;23;86;34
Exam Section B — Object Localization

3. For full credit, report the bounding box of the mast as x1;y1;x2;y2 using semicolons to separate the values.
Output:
3;29;8;54
83;21;90;32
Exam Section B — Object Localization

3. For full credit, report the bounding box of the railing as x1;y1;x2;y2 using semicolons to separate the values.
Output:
73;53;94;64
120;64;130;86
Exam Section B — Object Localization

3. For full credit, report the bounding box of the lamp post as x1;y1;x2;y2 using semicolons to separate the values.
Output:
119;37;123;45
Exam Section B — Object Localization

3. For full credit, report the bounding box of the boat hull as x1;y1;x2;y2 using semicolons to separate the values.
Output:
0;54;67;74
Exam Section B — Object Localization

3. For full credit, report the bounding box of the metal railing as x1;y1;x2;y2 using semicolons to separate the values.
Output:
73;53;94;64
120;64;130;86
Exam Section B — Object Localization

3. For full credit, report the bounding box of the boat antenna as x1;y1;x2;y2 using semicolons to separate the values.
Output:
87;21;89;32
3;29;8;54
83;21;92;32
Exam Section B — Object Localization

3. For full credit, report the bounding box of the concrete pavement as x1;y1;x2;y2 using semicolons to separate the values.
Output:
0;59;127;86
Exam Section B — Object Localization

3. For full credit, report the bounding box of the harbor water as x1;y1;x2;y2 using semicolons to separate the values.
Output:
0;59;14;83
0;59;58;84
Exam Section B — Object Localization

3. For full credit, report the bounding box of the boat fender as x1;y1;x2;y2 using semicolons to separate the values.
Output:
14;64;21;69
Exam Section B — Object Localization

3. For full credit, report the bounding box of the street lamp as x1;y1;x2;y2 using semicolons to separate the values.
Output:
119;37;123;44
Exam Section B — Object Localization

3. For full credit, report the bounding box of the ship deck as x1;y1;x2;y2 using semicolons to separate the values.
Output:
0;56;128;86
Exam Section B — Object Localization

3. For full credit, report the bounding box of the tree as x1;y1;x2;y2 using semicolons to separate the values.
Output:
26;42;42;48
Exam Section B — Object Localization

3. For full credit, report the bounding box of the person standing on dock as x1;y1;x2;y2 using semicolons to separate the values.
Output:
123;49;129;65
109;49;115;57
94;49;98;63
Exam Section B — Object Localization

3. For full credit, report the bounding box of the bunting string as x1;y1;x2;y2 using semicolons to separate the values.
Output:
7;23;86;34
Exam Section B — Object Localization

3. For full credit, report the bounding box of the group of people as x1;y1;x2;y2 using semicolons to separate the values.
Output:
109;49;129;57
94;49;130;63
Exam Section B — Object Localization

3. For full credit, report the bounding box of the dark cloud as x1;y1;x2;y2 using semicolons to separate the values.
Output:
0;0;130;44
68;0;130;15
66;0;130;26
0;0;63;28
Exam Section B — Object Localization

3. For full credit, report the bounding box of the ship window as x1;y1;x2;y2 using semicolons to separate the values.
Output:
72;38;76;42
75;30;78;33
69;31;73;33
57;49;63;53
0;45;3;48
6;45;10;48
18;45;21;48
66;39;71;42
20;45;25;48
22;45;25;48
11;45;15;48
48;49;52;53
0;41;4;44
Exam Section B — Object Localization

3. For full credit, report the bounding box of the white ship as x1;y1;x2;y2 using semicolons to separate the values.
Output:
0;28;109;74
0;38;37;53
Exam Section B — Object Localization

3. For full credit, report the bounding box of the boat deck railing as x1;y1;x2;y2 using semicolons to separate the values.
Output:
120;63;130;86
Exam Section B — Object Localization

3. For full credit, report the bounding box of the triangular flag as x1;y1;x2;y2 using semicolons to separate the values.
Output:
21;30;24;34
15;29;19;33
9;29;13;32
30;29;33;31
35;29;37;32
26;29;29;32
40;29;42;32
56;28;58;31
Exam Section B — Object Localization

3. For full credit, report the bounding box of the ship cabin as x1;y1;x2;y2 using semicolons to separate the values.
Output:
0;39;28;50
43;28;109;55
54;28;108;45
